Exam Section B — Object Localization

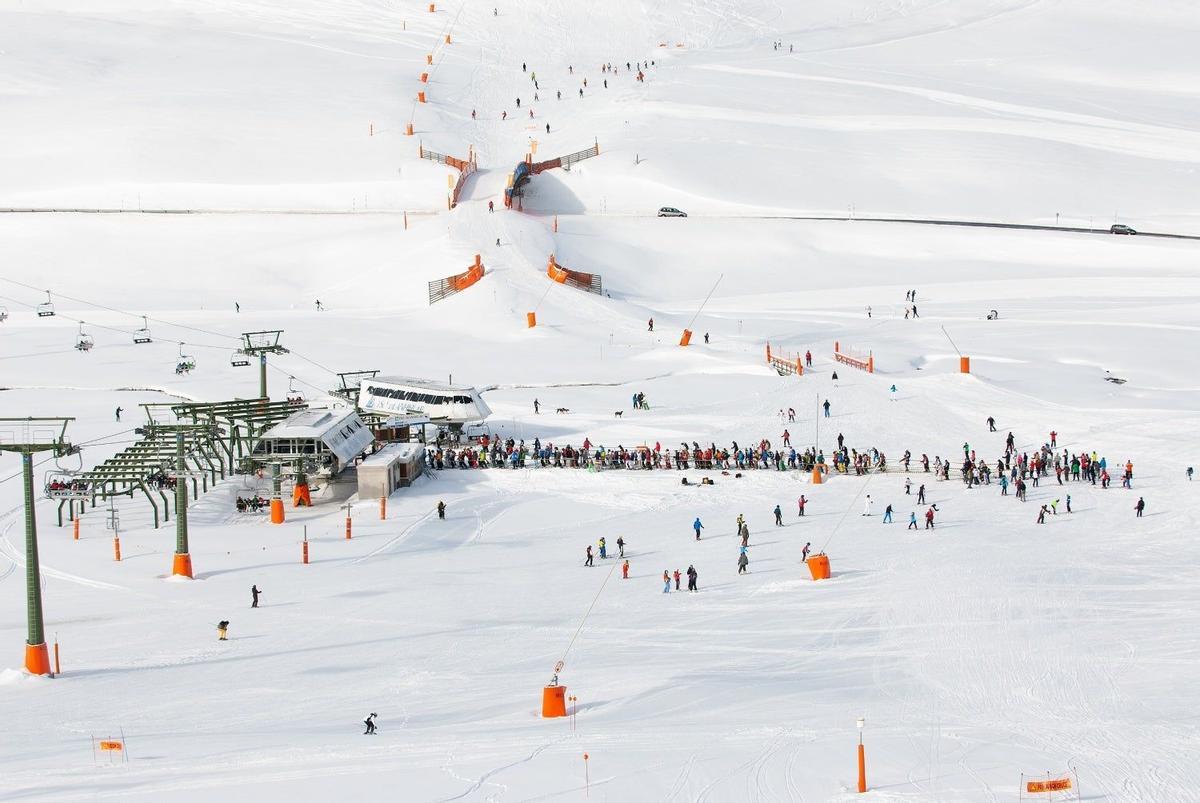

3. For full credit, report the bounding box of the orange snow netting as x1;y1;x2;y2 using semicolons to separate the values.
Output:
834;341;874;373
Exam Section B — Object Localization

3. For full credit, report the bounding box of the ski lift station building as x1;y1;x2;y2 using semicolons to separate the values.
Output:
251;408;375;476
356;376;491;426
357;443;426;499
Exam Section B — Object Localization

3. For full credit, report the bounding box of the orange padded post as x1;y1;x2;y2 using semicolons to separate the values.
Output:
24;642;51;676
417;91;426;103
293;483;312;507
54;640;61;675
679;329;692;346
172;552;193;579
766;343;772;362
858;742;867;793
542;685;568;717
796;357;803;375
405;122;414;136
426;54;433;65
806;554;831;580
420;72;429;83
811;466;824;484
73;518;79;540
380;496;387;520
527;312;537;328
345;516;352;540
867;354;874;374
960;355;970;373
302;538;309;564
445;34;452;44
113;535;121;561
270;498;285;524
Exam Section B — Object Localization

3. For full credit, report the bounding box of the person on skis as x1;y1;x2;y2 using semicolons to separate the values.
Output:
251;585;261;608
797;495;807;516
673;569;681;590
862;495;873;516
908;511;918;530
437;500;446;519
823;399;831;417
364;713;378;735
598;537;607;559
737;551;749;574
687;564;698;592
774;505;783;526
802;542;811;561
616;536;625;557
883;504;893;523
693;517;704;540
1135;497;1145;517
585;545;594;566
217;620;230;641
662;570;671;593
622;559;630;579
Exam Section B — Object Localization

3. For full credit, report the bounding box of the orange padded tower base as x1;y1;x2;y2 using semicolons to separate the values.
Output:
172;552;193;578
806;554;831;580
25;642;51;676
542;685;567;717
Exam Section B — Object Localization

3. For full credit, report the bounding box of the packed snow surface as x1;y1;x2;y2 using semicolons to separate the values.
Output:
1;0;1199;800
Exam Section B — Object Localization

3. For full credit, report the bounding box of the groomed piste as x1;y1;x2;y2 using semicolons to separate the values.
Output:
1;1;1199;800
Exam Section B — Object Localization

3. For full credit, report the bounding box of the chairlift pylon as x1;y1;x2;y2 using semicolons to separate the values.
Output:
230;349;251;368
36;290;56;318
175;342;197;375
75;321;95;352
133;315;152;344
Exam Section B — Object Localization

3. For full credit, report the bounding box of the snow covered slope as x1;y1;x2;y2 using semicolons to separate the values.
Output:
1;0;1199;800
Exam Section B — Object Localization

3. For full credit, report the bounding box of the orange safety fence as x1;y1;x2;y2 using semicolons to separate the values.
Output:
419;145;478;209
546;254;602;295
429;255;485;304
765;343;804;376
834;340;874;373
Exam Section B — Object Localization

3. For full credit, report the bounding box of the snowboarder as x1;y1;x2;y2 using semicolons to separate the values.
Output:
774;505;783;526
798;495;807;516
1135;497;1145;517
687;564;698;592
217;620;229;641
114;406;123;421
662;570;671;593
437;500;446;519
737;552;749;574
585;545;594;566
673;569;681;590
802;542;811;561
622;559;630;579
251;584;261;608
616;536;625;557
693;517;704;540
364;713;377;735
823;399;831;418
883;504;893;523
862;495;873;516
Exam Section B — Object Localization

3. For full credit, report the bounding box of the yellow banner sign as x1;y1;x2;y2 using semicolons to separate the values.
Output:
98;740;123;752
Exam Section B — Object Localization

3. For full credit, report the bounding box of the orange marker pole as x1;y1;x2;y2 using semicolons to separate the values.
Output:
380;496;387;520
345;516;352;540
583;753;590;797
857;742;867;793
54;639;61;676
113;535;121;562
73;518;80;541
404;210;409;229
303;536;309;564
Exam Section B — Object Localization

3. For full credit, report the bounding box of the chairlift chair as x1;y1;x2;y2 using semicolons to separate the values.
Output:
175;342;197;375
44;471;91;499
286;376;307;406
75;322;95;352
36;290;56;318
987;309;999;320
133;316;152;344
230;349;251;368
